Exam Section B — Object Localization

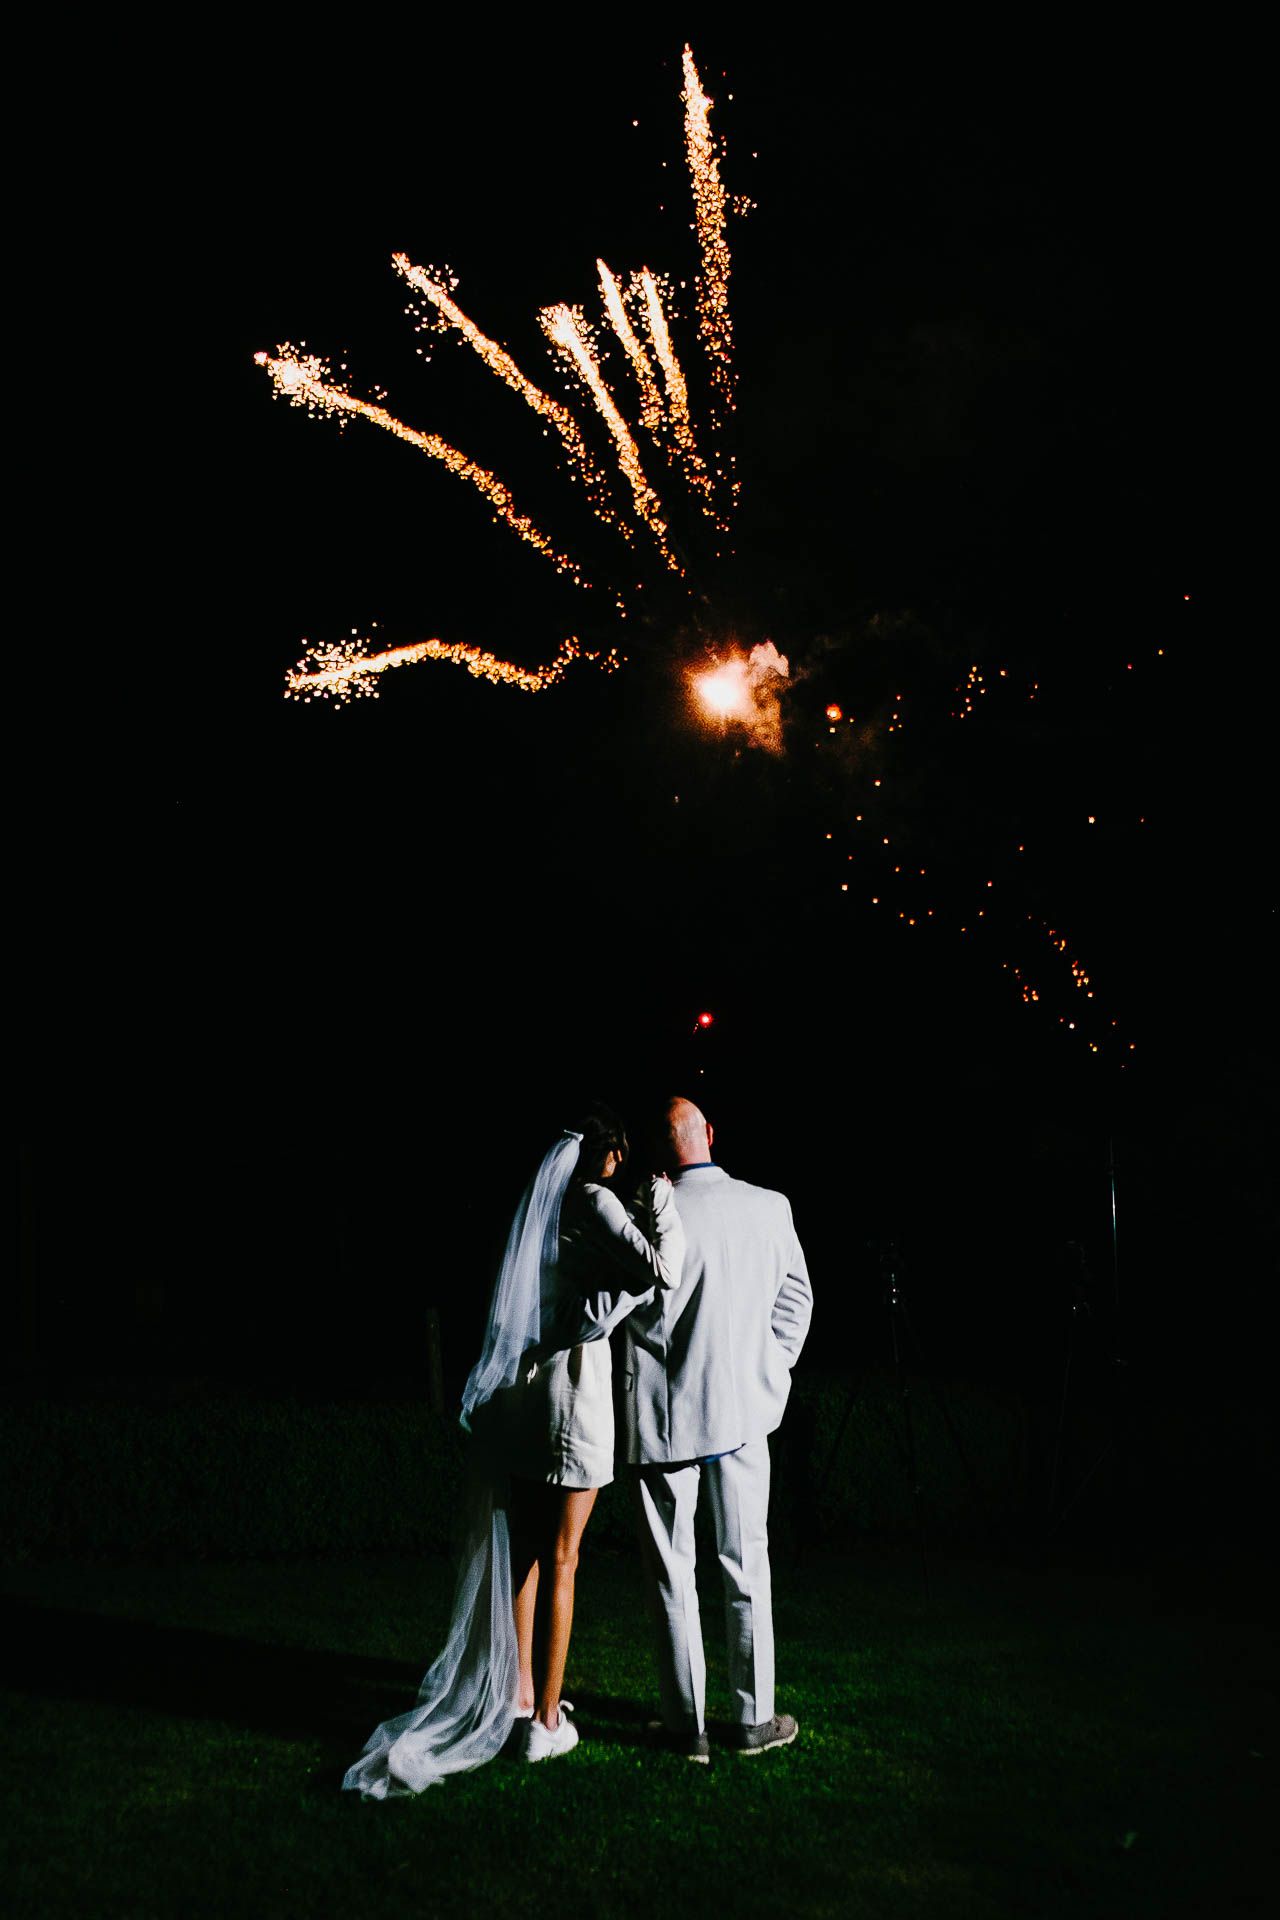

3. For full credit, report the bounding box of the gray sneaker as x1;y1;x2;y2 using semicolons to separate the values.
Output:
729;1713;798;1755
645;1719;711;1763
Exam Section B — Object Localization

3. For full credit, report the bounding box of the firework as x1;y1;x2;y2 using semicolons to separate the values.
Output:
284;632;620;705
256;45;749;699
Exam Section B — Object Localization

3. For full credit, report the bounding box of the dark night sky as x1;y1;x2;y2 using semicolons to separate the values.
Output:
18;23;1271;1394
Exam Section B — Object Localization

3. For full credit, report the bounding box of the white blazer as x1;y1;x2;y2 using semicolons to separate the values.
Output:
576;1164;813;1466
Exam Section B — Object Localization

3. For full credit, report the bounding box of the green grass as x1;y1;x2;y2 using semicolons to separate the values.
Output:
0;1546;1273;1918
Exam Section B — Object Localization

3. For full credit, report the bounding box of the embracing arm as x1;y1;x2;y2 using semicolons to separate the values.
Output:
771;1202;813;1367
572;1177;686;1344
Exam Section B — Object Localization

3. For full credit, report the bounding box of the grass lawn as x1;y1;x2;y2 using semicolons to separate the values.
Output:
0;1542;1273;1918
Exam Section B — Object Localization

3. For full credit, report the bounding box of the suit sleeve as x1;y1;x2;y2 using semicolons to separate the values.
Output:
770;1201;813;1367
572;1179;686;1344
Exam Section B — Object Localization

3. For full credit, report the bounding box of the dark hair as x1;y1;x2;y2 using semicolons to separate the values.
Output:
573;1101;629;1180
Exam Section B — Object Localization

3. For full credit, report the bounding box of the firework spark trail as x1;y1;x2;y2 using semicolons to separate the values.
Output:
597;259;664;438
393;253;630;537
639;268;718;517
254;348;590;585
681;46;735;417
285;632;619;704
540;304;682;572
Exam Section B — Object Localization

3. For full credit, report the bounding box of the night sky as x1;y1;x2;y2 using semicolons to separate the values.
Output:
19;25;1269;1401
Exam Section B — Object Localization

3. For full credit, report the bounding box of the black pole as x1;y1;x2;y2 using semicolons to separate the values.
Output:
1047;1296;1077;1521
1108;1134;1120;1316
887;1264;930;1601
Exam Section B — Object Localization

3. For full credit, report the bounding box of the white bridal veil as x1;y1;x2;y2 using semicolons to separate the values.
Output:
342;1129;582;1799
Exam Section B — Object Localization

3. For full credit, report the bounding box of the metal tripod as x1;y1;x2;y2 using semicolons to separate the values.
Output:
815;1239;990;1598
1045;1133;1129;1533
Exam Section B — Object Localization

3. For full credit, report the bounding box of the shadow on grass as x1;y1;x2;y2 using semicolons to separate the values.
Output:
559;1688;660;1753
567;1690;755;1756
0;1595;418;1762
0;1602;675;1785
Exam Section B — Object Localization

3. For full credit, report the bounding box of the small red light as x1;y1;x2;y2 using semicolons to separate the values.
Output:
698;1011;714;1027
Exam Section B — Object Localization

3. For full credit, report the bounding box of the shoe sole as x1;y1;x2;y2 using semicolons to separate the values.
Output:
734;1726;798;1756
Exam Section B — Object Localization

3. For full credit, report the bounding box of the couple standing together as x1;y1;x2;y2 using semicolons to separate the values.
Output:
344;1096;814;1798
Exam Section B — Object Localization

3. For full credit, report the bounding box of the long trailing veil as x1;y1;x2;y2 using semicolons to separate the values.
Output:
342;1129;582;1799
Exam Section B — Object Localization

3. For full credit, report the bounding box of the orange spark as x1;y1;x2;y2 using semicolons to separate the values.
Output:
255;348;588;584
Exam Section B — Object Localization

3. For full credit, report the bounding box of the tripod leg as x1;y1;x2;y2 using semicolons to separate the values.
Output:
816;1391;860;1502
899;1299;993;1532
890;1296;930;1601
1047;1323;1075;1522
1055;1442;1113;1525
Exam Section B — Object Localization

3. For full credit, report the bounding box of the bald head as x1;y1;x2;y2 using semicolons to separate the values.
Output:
664;1096;714;1169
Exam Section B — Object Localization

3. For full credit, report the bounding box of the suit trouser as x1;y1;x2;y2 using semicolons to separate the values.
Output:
633;1438;774;1732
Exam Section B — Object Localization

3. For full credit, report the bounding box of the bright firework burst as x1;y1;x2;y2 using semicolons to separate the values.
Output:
690;642;790;753
254;43;1142;1067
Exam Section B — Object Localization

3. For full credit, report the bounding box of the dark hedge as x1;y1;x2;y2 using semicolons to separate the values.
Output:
2;1371;1269;1561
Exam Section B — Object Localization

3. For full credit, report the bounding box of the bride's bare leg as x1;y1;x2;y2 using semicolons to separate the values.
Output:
536;1488;598;1728
508;1481;542;1714
513;1560;539;1712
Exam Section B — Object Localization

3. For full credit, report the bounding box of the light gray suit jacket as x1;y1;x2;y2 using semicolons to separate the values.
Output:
575;1164;813;1466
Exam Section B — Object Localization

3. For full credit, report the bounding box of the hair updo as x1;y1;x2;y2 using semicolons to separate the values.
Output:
572;1101;629;1181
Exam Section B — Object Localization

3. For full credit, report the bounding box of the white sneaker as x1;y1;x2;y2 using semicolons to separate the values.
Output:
524;1703;580;1762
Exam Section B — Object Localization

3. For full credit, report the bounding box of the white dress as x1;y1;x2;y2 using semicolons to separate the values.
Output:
512;1177;683;1489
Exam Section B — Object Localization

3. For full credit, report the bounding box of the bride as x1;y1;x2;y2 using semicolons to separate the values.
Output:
343;1105;683;1797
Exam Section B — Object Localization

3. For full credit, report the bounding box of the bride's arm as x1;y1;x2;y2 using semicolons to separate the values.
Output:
591;1177;684;1290
568;1177;686;1344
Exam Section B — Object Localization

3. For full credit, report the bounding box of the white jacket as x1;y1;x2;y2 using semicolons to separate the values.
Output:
575;1164;813;1466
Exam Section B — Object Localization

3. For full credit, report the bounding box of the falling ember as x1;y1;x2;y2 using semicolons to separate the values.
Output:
540;304;680;571
394;254;623;532
691;641;790;752
255;348;589;584
826;703;843;722
284;632;619;704
638;268;719;517
682;46;735;416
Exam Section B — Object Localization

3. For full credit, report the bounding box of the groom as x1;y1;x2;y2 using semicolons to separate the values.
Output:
581;1096;813;1761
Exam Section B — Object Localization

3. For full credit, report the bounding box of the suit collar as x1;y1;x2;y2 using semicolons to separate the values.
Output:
673;1164;729;1183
